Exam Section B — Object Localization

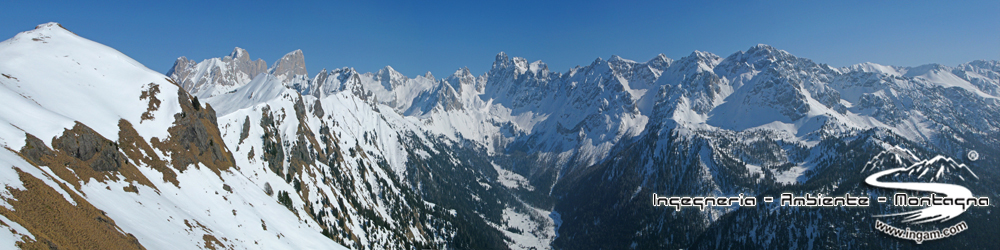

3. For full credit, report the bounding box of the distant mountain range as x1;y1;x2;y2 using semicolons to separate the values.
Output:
0;22;997;249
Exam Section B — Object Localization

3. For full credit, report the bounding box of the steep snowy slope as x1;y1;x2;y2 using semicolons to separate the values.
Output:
0;23;346;249
206;68;559;249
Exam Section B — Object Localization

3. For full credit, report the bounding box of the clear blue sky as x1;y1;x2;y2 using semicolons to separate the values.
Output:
4;1;997;78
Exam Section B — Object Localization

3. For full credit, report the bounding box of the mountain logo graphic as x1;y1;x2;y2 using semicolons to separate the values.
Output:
862;146;990;243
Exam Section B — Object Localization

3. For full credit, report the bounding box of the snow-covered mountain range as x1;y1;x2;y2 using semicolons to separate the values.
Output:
170;39;1000;187
1;22;997;249
167;37;1000;248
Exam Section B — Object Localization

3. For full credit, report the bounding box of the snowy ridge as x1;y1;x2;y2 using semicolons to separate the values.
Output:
0;22;180;149
204;73;288;116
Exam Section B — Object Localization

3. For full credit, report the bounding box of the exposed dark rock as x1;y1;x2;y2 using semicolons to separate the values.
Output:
239;116;251;145
259;105;285;175
50;122;126;172
191;96;201;111
19;134;52;166
139;83;161;122
293;96;307;121
263;182;273;196
312;99;324;118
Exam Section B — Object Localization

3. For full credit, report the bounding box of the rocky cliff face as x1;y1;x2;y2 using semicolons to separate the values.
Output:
269;49;313;94
270;49;308;78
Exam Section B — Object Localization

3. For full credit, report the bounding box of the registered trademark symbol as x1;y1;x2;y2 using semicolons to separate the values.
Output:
967;150;979;161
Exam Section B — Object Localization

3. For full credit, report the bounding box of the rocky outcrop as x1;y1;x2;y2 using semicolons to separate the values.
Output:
150;88;235;174
238;116;251;145
259;105;285;176
51;122;127;172
9;124;154;250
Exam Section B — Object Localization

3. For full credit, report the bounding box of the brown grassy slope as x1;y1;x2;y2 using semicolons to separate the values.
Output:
0;158;144;249
5;120;159;249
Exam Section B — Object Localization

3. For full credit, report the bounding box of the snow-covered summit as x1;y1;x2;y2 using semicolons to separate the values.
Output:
269;49;307;78
0;22;181;149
